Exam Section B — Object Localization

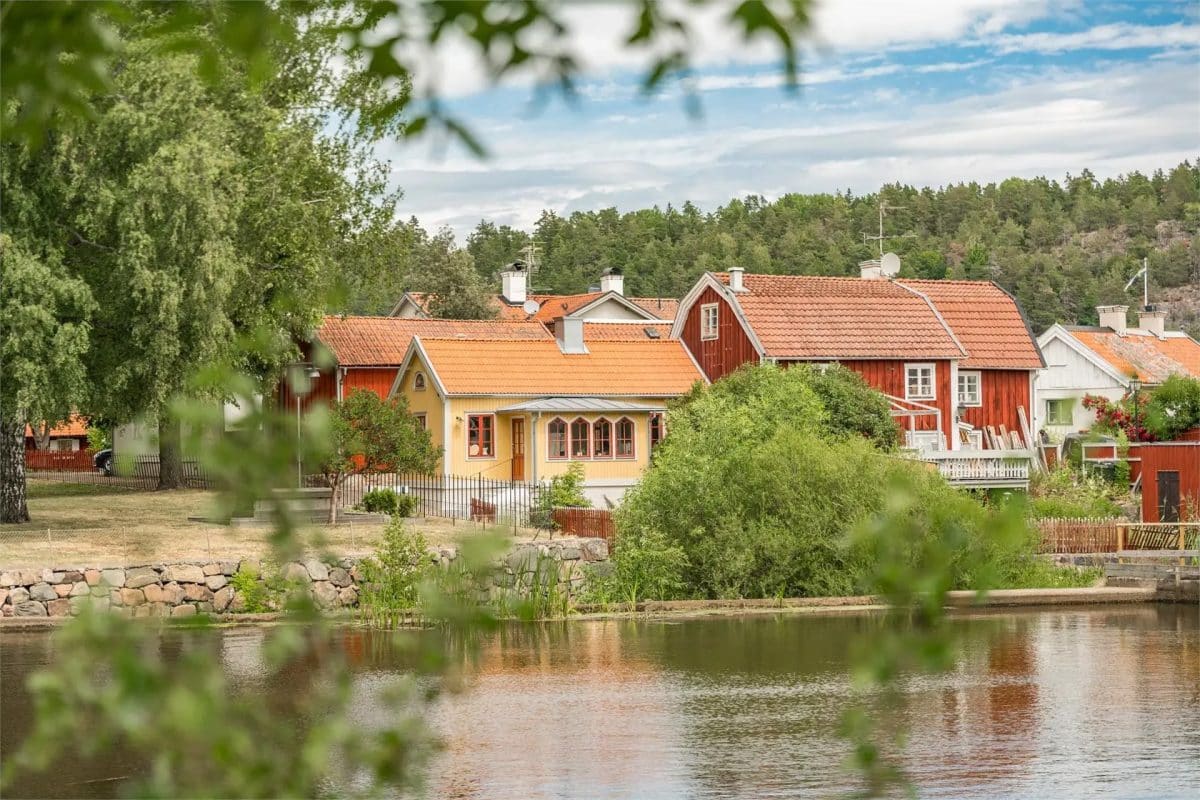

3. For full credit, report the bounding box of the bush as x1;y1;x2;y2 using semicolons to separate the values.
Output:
532;462;590;528
1144;375;1200;440
584;527;690;604
359;488;419;517
1027;466;1124;519
358;518;430;627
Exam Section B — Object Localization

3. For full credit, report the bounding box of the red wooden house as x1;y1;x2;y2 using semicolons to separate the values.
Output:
671;262;1044;453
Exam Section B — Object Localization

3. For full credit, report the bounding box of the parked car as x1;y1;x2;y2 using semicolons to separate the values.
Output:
94;448;114;476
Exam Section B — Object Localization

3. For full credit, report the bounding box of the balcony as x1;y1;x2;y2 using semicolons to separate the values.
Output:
918;449;1033;489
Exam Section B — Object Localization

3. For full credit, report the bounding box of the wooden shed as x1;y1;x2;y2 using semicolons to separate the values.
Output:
1139;441;1200;523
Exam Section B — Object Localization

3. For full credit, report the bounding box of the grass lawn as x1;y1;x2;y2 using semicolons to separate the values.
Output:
0;480;537;569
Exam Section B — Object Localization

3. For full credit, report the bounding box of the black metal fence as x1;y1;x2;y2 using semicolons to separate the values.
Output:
336;472;548;527
25;453;214;490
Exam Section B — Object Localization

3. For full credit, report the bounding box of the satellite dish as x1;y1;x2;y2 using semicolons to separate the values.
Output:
522;299;541;315
880;252;901;277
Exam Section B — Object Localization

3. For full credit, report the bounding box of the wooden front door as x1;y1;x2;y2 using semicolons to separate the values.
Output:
1158;470;1181;523
510;418;525;481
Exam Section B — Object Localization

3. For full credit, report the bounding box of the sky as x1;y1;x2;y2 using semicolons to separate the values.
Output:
380;0;1200;240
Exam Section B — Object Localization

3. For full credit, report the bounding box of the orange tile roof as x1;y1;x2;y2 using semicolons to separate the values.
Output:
408;291;676;322
414;338;705;396
579;322;673;341
715;273;966;360
1068;328;1200;383
631;297;679;319
25;416;89;438
316;316;551;366
899;280;1043;369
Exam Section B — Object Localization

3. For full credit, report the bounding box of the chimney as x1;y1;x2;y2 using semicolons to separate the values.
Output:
500;260;527;304
554;316;588;354
1137;307;1167;337
1097;305;1129;336
859;259;884;280
600;267;624;296
728;266;746;293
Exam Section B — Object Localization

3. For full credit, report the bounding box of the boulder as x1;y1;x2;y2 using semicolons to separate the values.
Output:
202;563;222;576
581;539;609;561
9;587;31;605
337;586;359;607
69;581;90;597
148;603;171;617
228;592;248;613
213;586;235;613
311;581;339;608
220;561;239;576
171;604;197;617
46;598;72;617
132;605;154;618
124;567;160;589
143;582;185;605
183;584;213;603
100;568;126;587
62;571;84;583
237;559;261;577
196;602;213;614
41;570;67;585
303;559;329;582
14;601;48;617
328;567;352;588
283;562;312;583
205;575;228;592
53;584;73;597
164;564;205;584
84;568;102;586
0;589;7;606
119;588;146;607
0;571;17;587
29;583;57;602
19;570;40;586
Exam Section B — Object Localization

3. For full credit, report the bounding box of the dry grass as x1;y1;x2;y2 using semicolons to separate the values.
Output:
0;481;540;569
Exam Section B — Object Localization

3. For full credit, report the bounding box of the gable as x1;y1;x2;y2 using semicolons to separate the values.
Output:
1038;334;1124;390
573;296;651;321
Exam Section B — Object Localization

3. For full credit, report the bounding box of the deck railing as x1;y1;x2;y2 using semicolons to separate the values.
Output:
918;449;1033;487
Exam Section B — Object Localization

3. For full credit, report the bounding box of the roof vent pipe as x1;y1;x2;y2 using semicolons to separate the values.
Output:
1097;305;1129;337
728;266;746;292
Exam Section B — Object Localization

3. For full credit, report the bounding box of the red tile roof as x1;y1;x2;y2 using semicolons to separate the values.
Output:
316;317;551;366
408;291;676;322
578;322;673;341
1068;328;1200;383
898;280;1043;369
25;416;89;439
414;338;704;396
714;273;966;360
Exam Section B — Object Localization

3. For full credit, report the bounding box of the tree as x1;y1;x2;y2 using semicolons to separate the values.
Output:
1144;375;1200;441
0;235;94;523
317;390;440;525
409;229;497;320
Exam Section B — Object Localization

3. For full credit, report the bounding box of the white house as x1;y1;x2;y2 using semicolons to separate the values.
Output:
1035;304;1200;439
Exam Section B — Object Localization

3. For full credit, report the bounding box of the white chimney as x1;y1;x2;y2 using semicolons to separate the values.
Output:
600;268;624;296
859;259;884;280
500;261;527;304
1137;308;1167;337
1097;305;1129;336
554;317;588;354
728;266;746;292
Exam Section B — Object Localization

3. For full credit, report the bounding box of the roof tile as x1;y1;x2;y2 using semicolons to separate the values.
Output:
316;317;551;366
899;279;1043;369
1068;328;1200;383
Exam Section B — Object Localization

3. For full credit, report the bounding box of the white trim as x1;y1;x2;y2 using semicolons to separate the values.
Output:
388;337;449;399
569;290;663;321
441;395;452;480
413;371;427;391
948;361;960;451
700;303;719;340
957;370;982;407
413;411;427;430
669;272;767;358
1036;325;1131;386
1045;397;1076;426
387;292;430;318
904;362;937;401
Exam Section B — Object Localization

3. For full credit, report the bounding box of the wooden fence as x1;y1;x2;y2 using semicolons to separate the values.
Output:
552;507;615;542
25;449;95;471
1036;517;1122;553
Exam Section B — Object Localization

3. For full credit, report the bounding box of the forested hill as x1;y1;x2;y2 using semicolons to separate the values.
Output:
449;162;1199;337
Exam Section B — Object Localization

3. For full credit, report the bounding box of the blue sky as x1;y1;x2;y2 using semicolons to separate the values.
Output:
381;0;1199;239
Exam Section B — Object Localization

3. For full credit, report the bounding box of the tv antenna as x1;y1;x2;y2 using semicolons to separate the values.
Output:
1124;257;1149;308
519;241;541;275
863;200;916;256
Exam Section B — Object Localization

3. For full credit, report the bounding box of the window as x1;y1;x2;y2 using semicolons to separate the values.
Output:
593;418;612;458
907;431;942;452
700;303;719;340
466;414;494;458
1046;398;1074;426
413;372;426;391
649;412;665;451
615;418;635;459
414;412;427;430
570;417;591;458
905;363;936;400
548;418;567;459
957;370;981;407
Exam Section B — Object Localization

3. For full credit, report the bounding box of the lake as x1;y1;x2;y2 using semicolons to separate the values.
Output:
2;605;1198;798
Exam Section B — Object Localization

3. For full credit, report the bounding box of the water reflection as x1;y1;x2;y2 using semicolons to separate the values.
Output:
2;606;1197;799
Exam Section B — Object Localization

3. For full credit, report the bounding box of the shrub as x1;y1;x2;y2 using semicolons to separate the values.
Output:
228;564;283;613
358;518;430;627
533;461;590;528
1027;466;1124;519
1144;375;1200;440
359;489;419;517
584;527;690;604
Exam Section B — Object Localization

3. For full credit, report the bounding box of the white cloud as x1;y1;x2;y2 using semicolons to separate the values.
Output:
914;58;994;73
987;21;1200;53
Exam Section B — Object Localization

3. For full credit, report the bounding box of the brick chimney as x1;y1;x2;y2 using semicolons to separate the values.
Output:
554;316;587;354
600;267;624;295
1097;305;1129;336
500;260;527;304
1137;308;1167;337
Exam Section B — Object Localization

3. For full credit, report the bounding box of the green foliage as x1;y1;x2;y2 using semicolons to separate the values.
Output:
585;528;690;604
1144;375;1200;440
228;564;277;614
358;488;418;517
1027;466;1125;519
85;425;110;453
534;462;591;528
358;518;430;628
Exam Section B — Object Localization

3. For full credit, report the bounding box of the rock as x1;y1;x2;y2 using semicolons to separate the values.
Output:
29;583;57;602
53;584;73;597
132;605;153;618
171;604;197;617
100;568;126;587
9;587;31;605
213;586;235;613
311;581;338;608
118;587;146;607
586;560;615;579
90;585;109;599
582;539;609;561
328;567;352;588
220;561;239;576
148;603;170;617
69;581;90;597
229;592;247;613
144;582;185;605
69;595;91;615
337;586;359;606
559;546;583;561
0;571;17;587
124;567;159;589
0;605;11;617
164;564;205;584
196;602;213;614
183;584;213;603
237;559;261;577
84;568;102;586
62;570;83;583
0;589;7;606
202;562;222;576
19;570;40;586
41;570;67;585
303;559;329;582
205;575;228;592
283;562;312;583
45;598;70;617
14;601;47;617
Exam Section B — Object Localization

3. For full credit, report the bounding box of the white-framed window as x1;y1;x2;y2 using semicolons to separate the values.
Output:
413;372;426;391
413;412;427;430
700;303;719;341
905;363;936;401
957;370;981;407
1046;398;1074;426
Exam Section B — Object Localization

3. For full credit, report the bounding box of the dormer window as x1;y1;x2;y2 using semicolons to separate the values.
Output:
700;303;719;340
413;372;426;391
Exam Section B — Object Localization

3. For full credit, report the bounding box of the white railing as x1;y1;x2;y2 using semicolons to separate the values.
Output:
919;449;1033;486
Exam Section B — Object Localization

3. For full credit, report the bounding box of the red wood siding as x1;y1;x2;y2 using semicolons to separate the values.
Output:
1139;443;1200;523
837;359;955;445
343;367;399;400
277;368;337;413
959;369;1033;443
680;285;759;382
276;365;399;413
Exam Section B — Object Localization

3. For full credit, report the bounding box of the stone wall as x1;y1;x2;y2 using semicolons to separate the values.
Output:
0;537;609;619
